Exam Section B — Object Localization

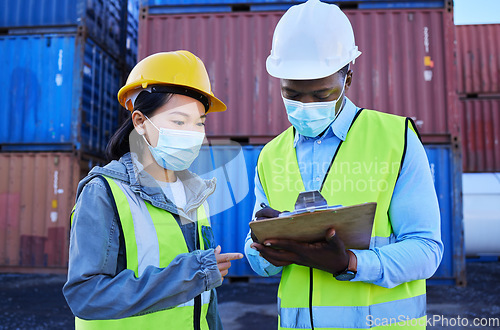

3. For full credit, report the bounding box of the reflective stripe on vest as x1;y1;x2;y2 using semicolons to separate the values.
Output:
278;295;426;329
257;110;426;329
74;176;211;330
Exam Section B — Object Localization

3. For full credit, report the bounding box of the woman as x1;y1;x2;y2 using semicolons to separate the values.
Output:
63;51;243;329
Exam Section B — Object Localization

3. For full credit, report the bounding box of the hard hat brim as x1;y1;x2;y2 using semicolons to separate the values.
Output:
118;80;226;113
266;51;362;80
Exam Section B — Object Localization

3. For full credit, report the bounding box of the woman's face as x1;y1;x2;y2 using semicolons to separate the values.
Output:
143;94;206;148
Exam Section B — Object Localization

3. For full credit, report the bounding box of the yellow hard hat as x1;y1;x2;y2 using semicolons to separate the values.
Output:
117;50;226;113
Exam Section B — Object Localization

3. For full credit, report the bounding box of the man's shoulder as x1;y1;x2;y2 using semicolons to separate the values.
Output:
262;126;294;151
359;109;407;121
354;109;408;132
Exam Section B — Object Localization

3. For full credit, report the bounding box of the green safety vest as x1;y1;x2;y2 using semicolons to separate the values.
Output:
71;175;212;330
257;109;426;329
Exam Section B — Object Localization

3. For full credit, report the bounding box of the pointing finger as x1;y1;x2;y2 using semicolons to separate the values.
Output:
218;253;243;262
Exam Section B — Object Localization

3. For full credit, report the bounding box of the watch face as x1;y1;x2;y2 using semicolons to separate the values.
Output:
335;271;356;281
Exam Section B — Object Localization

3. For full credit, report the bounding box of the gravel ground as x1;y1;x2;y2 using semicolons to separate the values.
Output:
0;262;499;330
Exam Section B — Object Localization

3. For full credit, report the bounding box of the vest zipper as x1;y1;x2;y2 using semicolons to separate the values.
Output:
194;223;202;330
319;109;364;192
309;267;315;330
194;295;202;330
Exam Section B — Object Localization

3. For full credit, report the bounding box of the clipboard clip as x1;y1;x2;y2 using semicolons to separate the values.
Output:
279;190;342;218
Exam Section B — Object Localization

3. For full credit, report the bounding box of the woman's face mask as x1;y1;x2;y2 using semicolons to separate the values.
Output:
142;116;205;171
282;75;347;138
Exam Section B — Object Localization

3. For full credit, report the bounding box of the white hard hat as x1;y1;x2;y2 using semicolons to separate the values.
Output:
266;0;361;80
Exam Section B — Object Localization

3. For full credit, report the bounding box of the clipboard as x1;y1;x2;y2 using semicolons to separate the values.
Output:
249;202;376;250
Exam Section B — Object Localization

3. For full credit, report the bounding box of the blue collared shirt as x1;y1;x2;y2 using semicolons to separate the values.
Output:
244;97;444;288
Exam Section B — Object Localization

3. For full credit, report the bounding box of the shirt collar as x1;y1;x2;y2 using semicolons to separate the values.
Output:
293;97;359;147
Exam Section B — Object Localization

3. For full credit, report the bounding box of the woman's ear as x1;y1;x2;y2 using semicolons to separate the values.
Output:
132;111;146;135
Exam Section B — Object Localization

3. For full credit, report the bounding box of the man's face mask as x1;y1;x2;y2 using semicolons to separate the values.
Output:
142;116;205;171
282;75;347;138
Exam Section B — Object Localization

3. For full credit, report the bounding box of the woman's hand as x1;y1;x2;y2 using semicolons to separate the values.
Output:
214;245;243;282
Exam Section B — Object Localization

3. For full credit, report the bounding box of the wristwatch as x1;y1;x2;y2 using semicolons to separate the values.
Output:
334;251;357;281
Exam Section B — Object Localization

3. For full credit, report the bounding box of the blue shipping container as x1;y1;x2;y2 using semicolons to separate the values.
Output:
0;34;121;155
0;0;127;58
196;144;464;285
141;0;446;14
126;0;140;70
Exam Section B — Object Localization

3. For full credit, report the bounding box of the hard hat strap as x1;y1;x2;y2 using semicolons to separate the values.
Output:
127;85;210;113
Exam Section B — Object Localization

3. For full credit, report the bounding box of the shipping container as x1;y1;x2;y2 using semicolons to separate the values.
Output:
424;144;464;286
140;0;448;15
126;0;140;70
190;144;262;276
456;24;500;96
195;144;464;284
138;8;459;143
0;153;80;273
0;143;463;283
0;33;121;156
459;98;500;172
0;0;128;59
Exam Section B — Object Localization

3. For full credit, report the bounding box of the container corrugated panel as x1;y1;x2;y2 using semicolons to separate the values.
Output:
0;153;80;272
188;144;262;276
460;98;500;172
126;0;140;70
141;0;446;14
456;24;500;96
425;144;464;285
0;34;121;155
199;144;464;284
138;9;458;143
0;0;127;58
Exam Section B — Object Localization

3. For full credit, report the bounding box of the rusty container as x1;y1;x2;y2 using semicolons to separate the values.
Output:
138;8;458;144
0;152;101;273
460;97;500;172
456;24;500;96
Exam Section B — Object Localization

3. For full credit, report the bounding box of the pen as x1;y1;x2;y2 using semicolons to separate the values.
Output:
251;203;268;222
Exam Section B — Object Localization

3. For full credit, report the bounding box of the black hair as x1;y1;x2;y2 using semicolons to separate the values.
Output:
106;89;173;161
338;63;350;79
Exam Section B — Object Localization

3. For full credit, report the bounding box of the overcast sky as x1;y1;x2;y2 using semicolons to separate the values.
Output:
454;0;500;25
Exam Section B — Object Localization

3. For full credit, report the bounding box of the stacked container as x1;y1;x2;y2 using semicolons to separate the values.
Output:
455;24;500;259
138;0;465;285
456;24;500;173
0;0;139;273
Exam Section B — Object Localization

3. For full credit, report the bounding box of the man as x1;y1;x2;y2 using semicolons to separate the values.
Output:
244;0;444;329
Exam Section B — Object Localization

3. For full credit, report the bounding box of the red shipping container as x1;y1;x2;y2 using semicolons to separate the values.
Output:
456;24;500;96
460;98;500;173
0;152;102;273
138;8;458;143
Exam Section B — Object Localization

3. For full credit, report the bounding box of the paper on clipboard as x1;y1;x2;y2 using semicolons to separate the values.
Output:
249;202;376;250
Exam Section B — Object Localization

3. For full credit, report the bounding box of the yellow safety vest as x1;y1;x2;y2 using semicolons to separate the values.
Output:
257;109;426;329
72;175;212;330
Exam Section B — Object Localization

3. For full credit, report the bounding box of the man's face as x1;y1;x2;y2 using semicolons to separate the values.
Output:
280;70;352;113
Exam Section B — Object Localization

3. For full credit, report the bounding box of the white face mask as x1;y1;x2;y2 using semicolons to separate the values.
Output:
282;75;347;137
142;116;205;171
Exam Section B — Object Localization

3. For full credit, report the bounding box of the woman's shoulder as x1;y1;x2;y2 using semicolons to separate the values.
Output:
76;157;131;198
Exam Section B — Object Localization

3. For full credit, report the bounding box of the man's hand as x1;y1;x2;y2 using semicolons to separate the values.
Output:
214;245;243;282
250;207;282;243
250;228;349;275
